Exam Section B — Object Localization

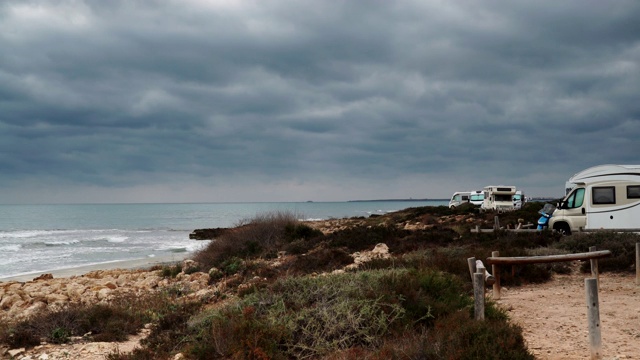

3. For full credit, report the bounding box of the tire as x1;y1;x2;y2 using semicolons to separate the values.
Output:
553;223;572;236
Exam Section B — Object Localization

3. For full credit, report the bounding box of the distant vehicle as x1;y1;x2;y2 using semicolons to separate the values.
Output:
513;190;526;209
481;186;517;212
449;191;470;208
469;190;484;206
549;164;640;234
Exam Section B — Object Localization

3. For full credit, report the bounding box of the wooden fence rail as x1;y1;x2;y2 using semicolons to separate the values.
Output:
486;250;611;266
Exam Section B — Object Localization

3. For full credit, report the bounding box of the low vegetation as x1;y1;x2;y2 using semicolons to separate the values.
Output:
2;204;638;359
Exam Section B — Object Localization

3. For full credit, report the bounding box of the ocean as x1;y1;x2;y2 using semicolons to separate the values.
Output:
0;201;447;279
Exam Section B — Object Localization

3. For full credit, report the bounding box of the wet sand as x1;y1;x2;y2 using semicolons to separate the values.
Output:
0;253;191;283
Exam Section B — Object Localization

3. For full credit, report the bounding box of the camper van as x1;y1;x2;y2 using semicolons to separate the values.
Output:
449;191;470;208
481;186;517;212
469;190;484;206
513;190;526;210
549;164;640;234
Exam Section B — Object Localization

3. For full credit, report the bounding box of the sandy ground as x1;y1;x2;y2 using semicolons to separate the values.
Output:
495;267;640;360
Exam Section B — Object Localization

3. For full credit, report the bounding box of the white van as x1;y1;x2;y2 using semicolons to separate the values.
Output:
549;164;640;234
513;190;526;210
449;191;470;208
469;190;484;206
481;186;517;212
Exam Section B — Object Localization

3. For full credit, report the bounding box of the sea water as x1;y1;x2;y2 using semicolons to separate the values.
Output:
0;201;446;278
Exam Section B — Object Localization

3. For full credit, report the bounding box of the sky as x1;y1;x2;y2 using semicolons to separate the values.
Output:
1;0;639;204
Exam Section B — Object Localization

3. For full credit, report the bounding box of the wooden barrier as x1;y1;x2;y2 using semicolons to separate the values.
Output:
485;250;611;300
636;242;640;286
467;258;495;286
486;250;611;265
585;278;602;359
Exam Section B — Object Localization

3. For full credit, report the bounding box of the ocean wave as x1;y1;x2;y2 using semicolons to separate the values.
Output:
87;235;129;243
0;230;51;239
44;240;81;246
0;244;22;252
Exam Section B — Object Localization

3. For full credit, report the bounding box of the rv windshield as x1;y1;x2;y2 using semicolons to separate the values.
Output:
565;188;585;208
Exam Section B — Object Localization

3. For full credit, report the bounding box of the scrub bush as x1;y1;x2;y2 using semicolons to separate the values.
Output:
193;211;321;271
554;232;640;272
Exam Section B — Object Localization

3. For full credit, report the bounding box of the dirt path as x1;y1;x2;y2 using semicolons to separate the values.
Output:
496;269;640;360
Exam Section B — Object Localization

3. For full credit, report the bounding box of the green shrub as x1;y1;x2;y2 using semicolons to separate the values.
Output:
1;290;192;350
284;246;354;275
193;211;303;270
554;232;640;272
420;310;534;359
160;263;182;278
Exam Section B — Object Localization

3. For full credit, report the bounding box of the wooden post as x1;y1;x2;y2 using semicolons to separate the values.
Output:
636;243;640;286
589;246;599;288
585;278;602;360
476;259;495;286
492;251;501;300
467;257;476;282
494;216;500;230
474;271;485;321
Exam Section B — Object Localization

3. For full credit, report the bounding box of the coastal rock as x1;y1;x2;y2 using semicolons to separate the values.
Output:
189;228;230;240
0;294;21;309
34;273;54;281
347;243;391;270
0;267;214;323
8;348;26;357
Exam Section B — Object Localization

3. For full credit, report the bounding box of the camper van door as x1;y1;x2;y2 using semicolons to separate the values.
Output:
556;187;587;230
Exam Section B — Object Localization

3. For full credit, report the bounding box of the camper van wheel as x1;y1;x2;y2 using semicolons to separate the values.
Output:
553;223;571;236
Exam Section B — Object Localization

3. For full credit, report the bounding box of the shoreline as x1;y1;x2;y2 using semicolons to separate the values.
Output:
0;253;191;283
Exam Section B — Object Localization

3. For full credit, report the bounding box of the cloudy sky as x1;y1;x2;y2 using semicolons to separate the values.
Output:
1;0;639;204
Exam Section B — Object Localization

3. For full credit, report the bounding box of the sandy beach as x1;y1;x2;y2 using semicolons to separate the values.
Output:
0;253;191;283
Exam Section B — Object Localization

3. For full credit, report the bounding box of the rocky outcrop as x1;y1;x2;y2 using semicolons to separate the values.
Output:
0;260;213;322
189;227;231;240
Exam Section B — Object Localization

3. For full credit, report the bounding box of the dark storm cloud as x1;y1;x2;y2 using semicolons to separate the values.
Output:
1;0;639;203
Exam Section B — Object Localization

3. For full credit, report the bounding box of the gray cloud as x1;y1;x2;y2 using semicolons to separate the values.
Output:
1;0;639;203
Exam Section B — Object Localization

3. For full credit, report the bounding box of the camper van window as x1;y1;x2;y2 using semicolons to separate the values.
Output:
495;194;511;202
566;188;585;208
627;186;640;199
592;186;615;205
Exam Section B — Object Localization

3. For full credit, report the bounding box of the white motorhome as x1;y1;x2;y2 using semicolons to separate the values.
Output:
449;191;470;208
513;190;526;210
481;186;517;212
549;164;640;234
469;190;484;206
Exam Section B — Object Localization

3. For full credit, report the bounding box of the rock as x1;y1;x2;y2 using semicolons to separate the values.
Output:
97;288;113;301
33;273;54;281
45;293;69;304
8;348;26;357
23;301;47;318
138;275;161;289
189;228;230;240
0;294;21;309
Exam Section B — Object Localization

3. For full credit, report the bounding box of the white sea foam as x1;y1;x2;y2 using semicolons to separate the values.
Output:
44;240;81;246
0;244;21;252
0;230;50;238
106;236;128;243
